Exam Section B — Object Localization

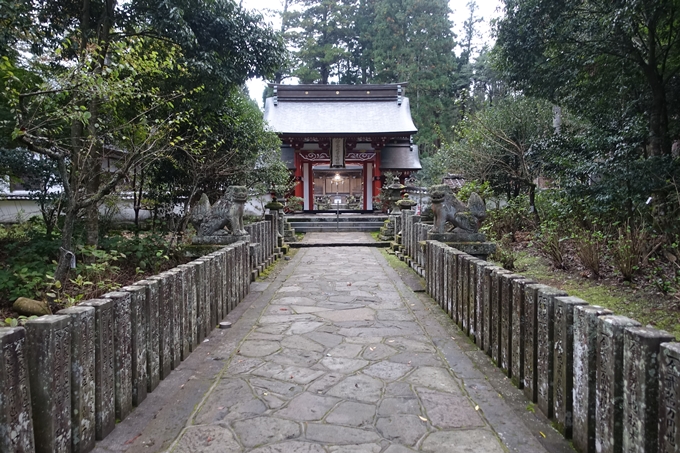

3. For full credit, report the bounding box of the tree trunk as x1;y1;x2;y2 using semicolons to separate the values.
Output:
647;72;670;156
529;182;540;223
133;166;144;230
54;206;78;284
85;171;100;245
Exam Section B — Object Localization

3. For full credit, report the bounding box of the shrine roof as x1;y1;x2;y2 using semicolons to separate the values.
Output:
381;144;422;170
264;84;418;135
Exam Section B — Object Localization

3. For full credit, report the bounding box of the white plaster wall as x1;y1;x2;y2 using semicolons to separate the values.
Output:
0;194;272;224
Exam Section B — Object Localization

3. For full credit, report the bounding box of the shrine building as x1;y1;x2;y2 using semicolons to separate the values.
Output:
264;83;421;212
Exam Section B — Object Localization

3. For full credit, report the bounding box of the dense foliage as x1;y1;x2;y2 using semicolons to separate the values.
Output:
1;0;287;283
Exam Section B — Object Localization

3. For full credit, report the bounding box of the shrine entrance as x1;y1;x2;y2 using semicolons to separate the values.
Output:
312;166;364;211
264;83;421;212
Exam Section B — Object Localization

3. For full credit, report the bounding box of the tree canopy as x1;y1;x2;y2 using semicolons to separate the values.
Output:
1;0;286;282
495;0;680;157
286;0;460;150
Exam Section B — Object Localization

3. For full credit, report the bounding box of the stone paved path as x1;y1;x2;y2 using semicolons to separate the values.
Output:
94;242;573;453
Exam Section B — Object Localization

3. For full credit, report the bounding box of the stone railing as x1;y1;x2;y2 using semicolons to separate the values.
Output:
245;215;281;280
396;210;679;453
0;217;281;452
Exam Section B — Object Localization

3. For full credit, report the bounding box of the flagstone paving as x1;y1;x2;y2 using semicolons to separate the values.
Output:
93;242;574;453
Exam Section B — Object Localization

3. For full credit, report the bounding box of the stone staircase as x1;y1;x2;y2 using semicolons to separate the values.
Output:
285;213;388;233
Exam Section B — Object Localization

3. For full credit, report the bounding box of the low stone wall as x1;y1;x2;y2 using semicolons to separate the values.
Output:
0;217;281;452
414;238;680;453
246;216;282;281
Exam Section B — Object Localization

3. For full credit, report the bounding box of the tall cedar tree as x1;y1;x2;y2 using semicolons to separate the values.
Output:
370;0;457;150
288;0;458;150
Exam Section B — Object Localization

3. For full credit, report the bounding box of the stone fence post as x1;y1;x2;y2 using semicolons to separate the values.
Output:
56;306;96;453
0;327;35;453
595;315;641;453
25;314;72;452
572;305;612;453
522;284;552;403
79;299;115;440
117;285;149;407
659;342;680;453
622;326;674;453
536;286;568;418
102;291;133;423
510;277;536;388
552;296;588;437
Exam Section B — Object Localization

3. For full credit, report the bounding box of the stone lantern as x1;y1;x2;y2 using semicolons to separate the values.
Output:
395;194;417;212
386;176;406;213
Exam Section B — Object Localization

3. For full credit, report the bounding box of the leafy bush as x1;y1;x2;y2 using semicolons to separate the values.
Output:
535;220;568;269
457;180;493;204
609;223;649;281
4;315;38;327
491;234;518;270
573;227;607;278
482;195;536;241
285;196;303;212
0;220;182;309
0;224;59;303
99;233;174;274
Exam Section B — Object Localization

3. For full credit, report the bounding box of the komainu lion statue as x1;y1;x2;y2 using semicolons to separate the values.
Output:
190;186;248;236
429;184;487;234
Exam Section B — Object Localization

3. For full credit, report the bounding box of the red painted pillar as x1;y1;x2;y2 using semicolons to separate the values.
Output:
373;155;381;210
362;163;368;210
294;151;303;198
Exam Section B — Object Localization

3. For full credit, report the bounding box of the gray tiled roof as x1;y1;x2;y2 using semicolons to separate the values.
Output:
264;97;418;135
380;144;422;170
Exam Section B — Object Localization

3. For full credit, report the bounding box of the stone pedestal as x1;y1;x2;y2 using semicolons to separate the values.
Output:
622;327;674;453
379;214;400;241
283;218;297;243
25;315;72;452
0;327;35;453
595;315;641;453
56;306;96;453
573;305;612;453
427;232;496;261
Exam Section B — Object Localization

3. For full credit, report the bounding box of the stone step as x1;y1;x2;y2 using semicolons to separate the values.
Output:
286;216;387;223
293;225;383;232
289;221;384;227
